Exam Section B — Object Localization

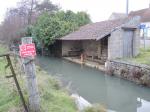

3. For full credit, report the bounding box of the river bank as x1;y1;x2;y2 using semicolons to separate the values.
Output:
63;57;105;72
62;48;150;88
0;45;77;112
0;60;77;112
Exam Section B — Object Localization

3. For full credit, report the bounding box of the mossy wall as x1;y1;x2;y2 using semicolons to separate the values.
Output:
106;60;150;86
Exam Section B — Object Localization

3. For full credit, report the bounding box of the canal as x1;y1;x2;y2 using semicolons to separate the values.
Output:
37;56;150;112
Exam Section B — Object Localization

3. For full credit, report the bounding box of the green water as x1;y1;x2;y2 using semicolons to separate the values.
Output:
37;56;150;112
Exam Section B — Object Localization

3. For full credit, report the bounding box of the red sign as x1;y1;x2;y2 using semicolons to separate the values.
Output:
19;43;36;58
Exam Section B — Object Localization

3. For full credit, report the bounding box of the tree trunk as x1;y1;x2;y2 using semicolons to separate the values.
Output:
41;40;44;56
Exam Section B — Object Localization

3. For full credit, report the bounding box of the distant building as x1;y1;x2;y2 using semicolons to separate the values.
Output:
129;8;150;38
58;17;140;63
109;13;127;20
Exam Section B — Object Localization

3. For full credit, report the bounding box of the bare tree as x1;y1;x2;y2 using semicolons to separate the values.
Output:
0;0;59;46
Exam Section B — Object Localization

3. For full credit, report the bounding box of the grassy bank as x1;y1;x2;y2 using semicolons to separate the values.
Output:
0;45;77;112
121;48;150;65
36;68;77;112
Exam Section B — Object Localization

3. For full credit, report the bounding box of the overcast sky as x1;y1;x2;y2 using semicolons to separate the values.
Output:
0;0;150;22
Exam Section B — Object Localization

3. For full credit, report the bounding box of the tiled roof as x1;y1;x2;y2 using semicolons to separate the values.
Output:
129;8;150;22
60;18;131;40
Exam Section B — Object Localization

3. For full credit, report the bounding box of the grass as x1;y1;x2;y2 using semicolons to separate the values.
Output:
120;48;150;65
0;45;77;112
83;104;106;112
0;45;22;112
36;68;77;112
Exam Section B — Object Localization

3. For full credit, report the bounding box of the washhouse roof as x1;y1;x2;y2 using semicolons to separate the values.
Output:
129;8;150;22
60;17;137;41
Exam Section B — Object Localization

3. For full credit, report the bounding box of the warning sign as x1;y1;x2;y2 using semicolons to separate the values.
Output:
19;43;36;58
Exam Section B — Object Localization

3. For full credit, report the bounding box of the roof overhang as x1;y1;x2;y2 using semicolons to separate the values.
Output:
58;38;96;41
121;26;137;30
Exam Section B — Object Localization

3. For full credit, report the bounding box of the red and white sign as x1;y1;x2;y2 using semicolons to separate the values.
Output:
19;43;36;58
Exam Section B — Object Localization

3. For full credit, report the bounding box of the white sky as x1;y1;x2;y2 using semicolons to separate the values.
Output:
0;0;150;23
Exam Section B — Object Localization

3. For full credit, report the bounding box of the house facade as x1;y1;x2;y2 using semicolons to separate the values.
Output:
59;17;140;63
129;8;150;38
128;8;150;48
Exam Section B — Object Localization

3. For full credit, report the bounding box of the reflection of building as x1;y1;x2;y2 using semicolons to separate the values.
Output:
137;98;150;112
137;98;142;108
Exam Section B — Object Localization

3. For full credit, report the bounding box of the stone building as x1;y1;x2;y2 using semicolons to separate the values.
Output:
59;17;140;63
128;8;150;48
129;8;150;38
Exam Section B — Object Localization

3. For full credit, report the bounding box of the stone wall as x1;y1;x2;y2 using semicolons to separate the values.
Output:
62;40;102;58
105;60;150;87
108;29;123;59
82;40;100;57
108;16;140;60
62;40;82;56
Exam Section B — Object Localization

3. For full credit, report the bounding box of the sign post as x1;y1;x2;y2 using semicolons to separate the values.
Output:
20;37;40;112
140;24;146;49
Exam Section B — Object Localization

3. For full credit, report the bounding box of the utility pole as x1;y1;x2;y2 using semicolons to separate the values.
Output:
126;0;129;15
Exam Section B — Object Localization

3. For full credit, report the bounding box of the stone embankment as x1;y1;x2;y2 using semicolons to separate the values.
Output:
105;60;150;86
63;57;105;72
63;57;150;87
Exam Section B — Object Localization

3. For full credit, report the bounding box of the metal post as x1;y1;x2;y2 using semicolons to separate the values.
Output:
143;28;146;49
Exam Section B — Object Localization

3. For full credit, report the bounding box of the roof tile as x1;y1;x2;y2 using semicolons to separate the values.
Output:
129;8;150;22
60;18;130;40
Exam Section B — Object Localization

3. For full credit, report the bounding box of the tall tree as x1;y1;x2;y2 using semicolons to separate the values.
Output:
33;10;91;49
35;0;59;14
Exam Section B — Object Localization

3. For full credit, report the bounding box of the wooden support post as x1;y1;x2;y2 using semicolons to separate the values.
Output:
6;55;29;112
0;53;29;112
22;37;40;112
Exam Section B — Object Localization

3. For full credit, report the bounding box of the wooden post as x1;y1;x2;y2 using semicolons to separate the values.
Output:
22;37;40;112
0;53;29;112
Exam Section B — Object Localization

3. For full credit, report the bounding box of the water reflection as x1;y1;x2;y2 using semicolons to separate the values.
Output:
37;56;150;112
137;98;150;112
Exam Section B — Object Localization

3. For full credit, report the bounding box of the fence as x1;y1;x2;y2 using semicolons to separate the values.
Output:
0;53;29;112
